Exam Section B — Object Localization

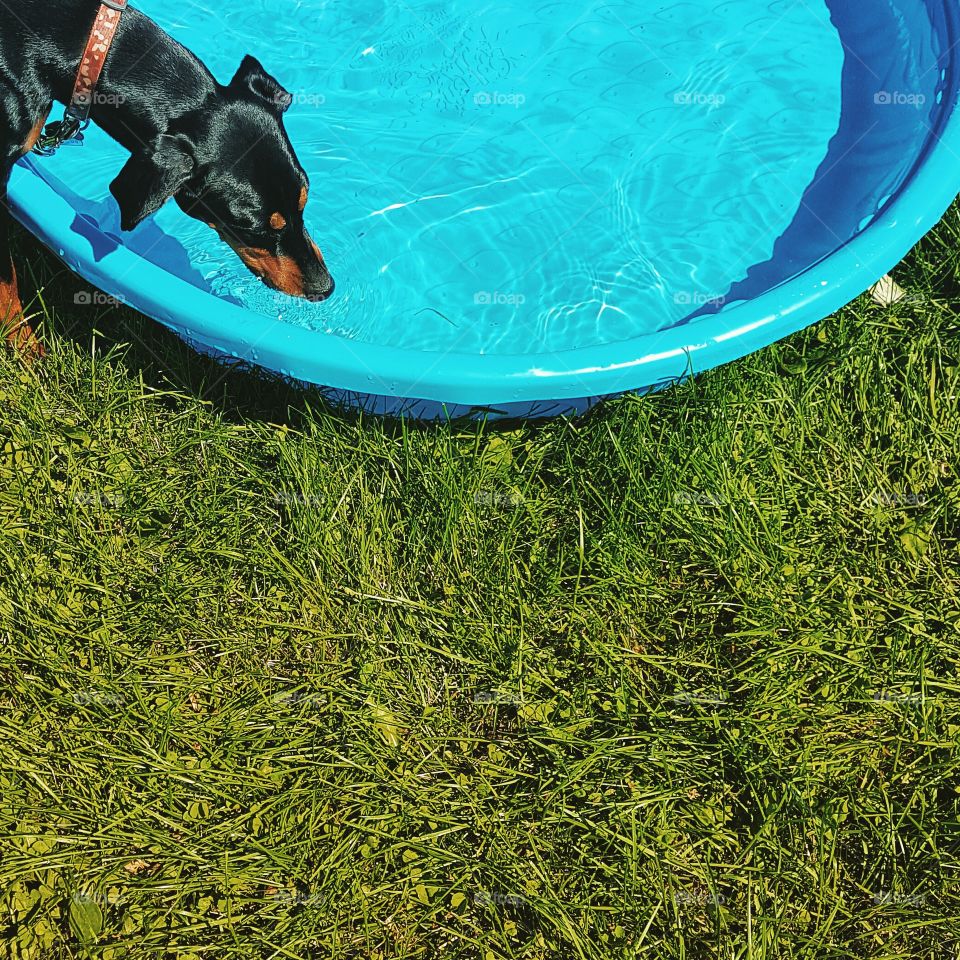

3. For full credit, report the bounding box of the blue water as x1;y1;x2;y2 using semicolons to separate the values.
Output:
41;0;849;354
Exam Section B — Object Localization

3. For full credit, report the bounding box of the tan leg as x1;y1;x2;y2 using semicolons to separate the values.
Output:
2;140;46;360
0;261;44;360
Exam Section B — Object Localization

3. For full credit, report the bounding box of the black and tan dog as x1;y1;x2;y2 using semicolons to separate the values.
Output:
0;0;334;355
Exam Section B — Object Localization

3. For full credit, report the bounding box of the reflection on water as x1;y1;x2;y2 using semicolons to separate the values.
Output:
26;0;943;357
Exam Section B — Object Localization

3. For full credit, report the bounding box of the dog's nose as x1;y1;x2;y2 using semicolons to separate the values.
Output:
306;275;334;302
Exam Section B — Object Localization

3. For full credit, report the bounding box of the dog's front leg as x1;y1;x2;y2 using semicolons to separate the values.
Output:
0;181;44;360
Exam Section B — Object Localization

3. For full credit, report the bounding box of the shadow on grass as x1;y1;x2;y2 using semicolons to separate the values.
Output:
12;221;627;435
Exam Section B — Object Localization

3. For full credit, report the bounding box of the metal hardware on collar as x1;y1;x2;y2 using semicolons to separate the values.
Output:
33;0;128;157
32;114;89;157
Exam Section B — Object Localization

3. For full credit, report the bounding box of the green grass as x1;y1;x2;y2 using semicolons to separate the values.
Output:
1;207;959;960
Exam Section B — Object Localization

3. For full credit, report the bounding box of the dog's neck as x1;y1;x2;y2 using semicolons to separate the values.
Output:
69;6;217;155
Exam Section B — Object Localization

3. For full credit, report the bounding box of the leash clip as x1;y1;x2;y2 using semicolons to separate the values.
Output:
33;0;128;158
32;111;89;158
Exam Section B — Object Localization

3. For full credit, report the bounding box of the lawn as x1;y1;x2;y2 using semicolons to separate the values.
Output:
1;206;959;960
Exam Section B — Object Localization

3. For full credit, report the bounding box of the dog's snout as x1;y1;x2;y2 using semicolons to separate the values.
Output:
303;233;334;301
229;227;334;301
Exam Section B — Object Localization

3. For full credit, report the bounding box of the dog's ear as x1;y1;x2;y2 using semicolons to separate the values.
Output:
231;54;293;113
110;136;195;231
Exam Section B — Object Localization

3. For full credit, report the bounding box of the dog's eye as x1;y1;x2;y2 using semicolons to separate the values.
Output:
269;212;287;231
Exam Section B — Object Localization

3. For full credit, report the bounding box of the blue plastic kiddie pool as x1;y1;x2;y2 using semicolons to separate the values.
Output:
8;0;960;417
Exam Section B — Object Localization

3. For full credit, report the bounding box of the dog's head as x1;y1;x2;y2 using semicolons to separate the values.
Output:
109;55;334;301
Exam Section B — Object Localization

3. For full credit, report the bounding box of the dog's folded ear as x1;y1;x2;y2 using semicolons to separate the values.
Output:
110;135;195;231
231;54;293;113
